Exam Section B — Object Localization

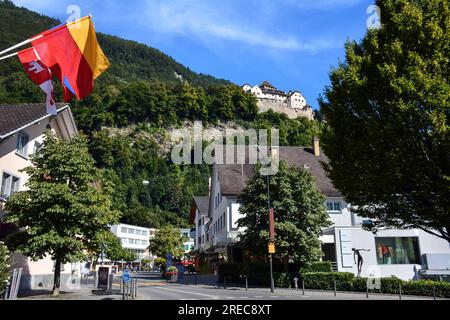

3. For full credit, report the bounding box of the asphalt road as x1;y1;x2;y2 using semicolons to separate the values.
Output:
132;276;438;301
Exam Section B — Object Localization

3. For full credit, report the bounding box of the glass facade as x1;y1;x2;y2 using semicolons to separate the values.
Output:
375;237;421;265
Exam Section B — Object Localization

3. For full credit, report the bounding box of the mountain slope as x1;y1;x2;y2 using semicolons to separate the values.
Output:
0;0;230;88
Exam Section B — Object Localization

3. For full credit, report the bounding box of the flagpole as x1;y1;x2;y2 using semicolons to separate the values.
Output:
0;35;43;58
0;52;18;62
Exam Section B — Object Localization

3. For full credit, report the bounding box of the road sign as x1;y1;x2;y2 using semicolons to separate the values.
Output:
122;269;131;283
268;242;276;254
166;253;173;268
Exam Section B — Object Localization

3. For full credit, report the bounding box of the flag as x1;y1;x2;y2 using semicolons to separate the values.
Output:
31;16;110;101
18;48;57;115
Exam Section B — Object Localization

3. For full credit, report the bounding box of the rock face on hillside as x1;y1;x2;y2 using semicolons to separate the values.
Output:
103;121;247;155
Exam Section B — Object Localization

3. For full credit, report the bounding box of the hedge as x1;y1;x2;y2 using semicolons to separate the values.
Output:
300;262;333;273
218;264;450;298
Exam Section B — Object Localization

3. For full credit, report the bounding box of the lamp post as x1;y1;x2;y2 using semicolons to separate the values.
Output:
267;174;275;293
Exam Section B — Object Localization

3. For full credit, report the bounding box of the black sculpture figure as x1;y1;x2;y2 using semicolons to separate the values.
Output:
352;248;370;277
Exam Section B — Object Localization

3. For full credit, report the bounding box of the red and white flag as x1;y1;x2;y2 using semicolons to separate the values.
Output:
18;47;57;115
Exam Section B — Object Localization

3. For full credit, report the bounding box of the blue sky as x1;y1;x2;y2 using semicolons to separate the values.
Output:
13;0;375;110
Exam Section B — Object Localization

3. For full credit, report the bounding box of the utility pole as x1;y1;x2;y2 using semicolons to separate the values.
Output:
267;174;275;293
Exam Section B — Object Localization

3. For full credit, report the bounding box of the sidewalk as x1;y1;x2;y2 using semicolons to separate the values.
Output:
18;288;125;300
216;284;446;300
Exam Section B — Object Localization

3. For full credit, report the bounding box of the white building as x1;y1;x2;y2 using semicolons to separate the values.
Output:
242;81;314;120
180;228;195;256
191;141;450;281
110;223;154;261
0;103;78;290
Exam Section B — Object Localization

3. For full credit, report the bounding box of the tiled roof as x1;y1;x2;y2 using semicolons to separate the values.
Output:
189;196;210;224
193;196;209;216
217;146;341;197
0;103;68;139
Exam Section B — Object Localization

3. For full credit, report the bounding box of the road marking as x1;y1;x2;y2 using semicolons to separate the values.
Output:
158;287;220;299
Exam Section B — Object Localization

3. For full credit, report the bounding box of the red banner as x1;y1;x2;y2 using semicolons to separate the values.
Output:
269;208;275;241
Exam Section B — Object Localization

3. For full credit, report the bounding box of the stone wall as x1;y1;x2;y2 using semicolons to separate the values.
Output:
257;99;314;120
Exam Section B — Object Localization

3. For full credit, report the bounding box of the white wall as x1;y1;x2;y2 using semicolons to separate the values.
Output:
333;227;450;280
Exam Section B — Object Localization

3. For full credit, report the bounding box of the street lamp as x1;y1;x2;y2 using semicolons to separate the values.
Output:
267;174;275;293
255;145;275;293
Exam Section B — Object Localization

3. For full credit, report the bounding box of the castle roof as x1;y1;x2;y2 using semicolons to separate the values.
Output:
260;81;275;89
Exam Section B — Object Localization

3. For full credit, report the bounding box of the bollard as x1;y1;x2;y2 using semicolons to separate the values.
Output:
399;282;402;300
135;278;138;298
366;283;369;299
334;280;337;297
302;279;305;295
122;281;126;300
433;286;436;301
119;278;122;293
245;277;248;292
294;277;299;290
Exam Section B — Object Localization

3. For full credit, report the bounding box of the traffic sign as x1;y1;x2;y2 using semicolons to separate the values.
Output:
122;269;131;283
268;242;276;254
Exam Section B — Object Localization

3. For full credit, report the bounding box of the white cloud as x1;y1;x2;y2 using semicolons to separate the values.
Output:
143;0;339;52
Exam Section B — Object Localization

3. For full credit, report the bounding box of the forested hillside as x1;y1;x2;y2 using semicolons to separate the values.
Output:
0;0;322;229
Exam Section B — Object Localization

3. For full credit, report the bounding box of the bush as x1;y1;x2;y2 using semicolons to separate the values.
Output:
274;273;292;288
300;262;332;273
301;272;355;291
0;243;10;293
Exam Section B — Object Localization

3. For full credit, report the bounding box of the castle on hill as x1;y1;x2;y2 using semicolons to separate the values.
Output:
242;81;314;120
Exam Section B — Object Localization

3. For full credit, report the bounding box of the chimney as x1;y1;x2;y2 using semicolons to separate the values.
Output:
313;137;320;157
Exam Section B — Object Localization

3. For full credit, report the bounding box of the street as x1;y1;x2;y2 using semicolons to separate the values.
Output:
118;274;439;301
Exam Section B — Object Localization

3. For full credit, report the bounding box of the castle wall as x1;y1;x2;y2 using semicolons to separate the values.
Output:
257;99;314;120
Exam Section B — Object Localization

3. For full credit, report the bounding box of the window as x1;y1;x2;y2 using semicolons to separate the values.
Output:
121;227;127;233
121;238;127;244
142;231;148;236
142;240;148;246
202;235;204;244
326;201;342;212
128;228;135;234
1;173;19;199
223;212;226;229
16;132;29;158
135;230;142;236
128;239;134;244
375;237;420;265
198;237;201;245
34;141;43;155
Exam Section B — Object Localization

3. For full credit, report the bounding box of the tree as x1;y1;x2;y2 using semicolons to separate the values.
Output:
320;0;450;242
148;226;185;260
88;231;137;264
4;131;120;296
0;242;9;293
238;161;331;269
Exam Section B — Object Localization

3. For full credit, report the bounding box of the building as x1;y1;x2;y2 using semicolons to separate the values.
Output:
190;141;450;281
180;228;195;256
242;81;314;120
110;223;154;261
0;103;78;290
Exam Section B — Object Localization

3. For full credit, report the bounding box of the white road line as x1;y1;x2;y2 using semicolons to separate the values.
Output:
158;287;220;299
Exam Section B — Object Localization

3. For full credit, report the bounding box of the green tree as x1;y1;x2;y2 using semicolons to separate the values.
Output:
4;131;120;296
238;161;331;269
320;0;450;242
148;226;185;260
0;242;9;293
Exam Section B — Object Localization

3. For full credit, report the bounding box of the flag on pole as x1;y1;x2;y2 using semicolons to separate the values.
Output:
31;16;110;101
18;48;57;115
